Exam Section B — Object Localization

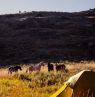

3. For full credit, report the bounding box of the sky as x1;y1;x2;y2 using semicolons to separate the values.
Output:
0;0;95;14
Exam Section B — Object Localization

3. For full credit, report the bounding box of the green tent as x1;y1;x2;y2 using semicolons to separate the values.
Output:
51;70;95;97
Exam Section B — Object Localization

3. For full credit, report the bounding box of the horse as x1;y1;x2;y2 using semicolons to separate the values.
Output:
26;61;44;73
26;65;34;73
55;64;68;73
48;62;54;71
8;66;22;74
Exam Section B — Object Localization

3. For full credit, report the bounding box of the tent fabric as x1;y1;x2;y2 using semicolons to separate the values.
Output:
51;70;95;97
65;70;91;87
72;70;95;97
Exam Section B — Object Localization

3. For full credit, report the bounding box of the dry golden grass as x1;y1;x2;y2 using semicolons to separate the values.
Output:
66;61;95;72
0;61;95;97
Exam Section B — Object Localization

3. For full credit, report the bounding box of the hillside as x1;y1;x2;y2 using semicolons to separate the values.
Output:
0;9;95;65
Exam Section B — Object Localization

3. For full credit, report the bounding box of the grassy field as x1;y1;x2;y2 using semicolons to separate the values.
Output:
0;61;95;97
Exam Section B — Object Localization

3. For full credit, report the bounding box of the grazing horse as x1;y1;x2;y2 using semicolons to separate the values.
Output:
26;61;44;73
8;66;22;74
55;64;68;72
26;66;34;73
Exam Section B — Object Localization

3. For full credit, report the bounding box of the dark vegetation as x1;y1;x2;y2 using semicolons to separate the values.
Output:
0;9;95;65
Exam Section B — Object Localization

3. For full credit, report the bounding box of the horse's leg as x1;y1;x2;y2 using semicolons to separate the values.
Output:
29;70;33;73
15;70;18;73
27;69;31;74
65;68;68;73
10;71;12;74
63;66;68;73
8;70;12;74
26;69;28;73
29;70;31;73
8;71;10;74
11;71;13;74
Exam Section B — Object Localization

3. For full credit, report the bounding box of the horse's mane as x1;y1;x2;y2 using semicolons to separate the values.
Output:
35;61;44;67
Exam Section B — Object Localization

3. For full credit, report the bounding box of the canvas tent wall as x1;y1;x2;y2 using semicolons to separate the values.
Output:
72;70;95;97
51;70;95;97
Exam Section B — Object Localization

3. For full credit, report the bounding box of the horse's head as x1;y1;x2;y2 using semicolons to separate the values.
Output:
39;61;45;66
18;66;22;71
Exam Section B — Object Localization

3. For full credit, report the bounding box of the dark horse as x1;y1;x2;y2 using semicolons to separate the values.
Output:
55;64;68;72
48;62;54;71
8;66;22;74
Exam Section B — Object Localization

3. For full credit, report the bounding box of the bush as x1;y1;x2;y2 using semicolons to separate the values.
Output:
19;74;31;81
13;73;31;81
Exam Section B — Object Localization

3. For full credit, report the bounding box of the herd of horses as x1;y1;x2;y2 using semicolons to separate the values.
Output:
8;62;68;74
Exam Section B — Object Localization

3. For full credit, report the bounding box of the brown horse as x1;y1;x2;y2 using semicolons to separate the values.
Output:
55;64;68;72
26;61;44;73
26;66;34;73
8;66;22;74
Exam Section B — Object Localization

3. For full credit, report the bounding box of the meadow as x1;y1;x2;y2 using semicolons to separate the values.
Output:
0;61;95;97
